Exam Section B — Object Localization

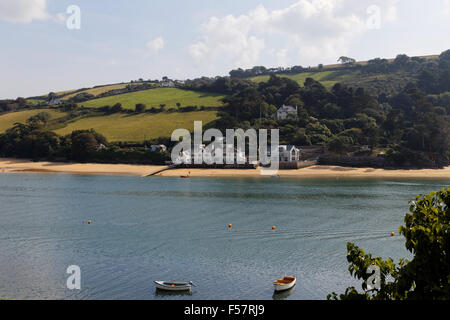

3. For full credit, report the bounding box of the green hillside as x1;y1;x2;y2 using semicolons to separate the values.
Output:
245;55;441;95
0;109;67;133
250;69;422;95
53;110;219;142
81;88;225;110
250;70;350;88
61;83;144;100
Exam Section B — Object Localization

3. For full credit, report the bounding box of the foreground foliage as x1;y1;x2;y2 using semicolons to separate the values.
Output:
329;188;450;300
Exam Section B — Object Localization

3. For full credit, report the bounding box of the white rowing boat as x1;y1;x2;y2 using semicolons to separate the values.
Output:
154;281;195;291
273;276;296;292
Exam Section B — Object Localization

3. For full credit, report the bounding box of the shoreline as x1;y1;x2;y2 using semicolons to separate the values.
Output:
1;158;450;180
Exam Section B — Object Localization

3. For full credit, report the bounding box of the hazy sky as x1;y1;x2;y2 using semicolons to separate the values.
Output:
1;0;450;99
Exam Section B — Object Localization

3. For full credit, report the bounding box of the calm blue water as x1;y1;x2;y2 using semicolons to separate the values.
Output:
0;173;448;300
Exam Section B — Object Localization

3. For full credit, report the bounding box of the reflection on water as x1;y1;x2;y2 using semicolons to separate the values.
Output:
272;285;296;300
0;174;448;300
154;288;193;298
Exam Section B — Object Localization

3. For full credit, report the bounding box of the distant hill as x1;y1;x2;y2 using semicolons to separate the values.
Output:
244;54;440;96
1;51;448;156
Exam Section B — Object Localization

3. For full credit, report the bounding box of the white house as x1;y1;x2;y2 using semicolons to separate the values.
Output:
175;150;191;164
174;144;206;164
275;105;298;120
49;98;62;105
223;144;247;164
150;144;167;153
173;143;247;165
161;80;175;88
278;145;301;162
96;143;106;151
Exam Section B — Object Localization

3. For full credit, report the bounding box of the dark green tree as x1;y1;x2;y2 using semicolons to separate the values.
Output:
70;130;107;161
337;56;356;65
135;103;147;113
111;103;123;113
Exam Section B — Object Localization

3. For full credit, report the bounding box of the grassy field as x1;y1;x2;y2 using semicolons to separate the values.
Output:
33;89;77;100
0;109;68;133
81;88;225;110
53;89;78;96
249;68;416;95
61;83;148;100
250;70;358;88
53;111;219;142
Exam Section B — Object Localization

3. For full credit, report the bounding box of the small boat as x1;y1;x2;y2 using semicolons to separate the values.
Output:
273;276;296;292
154;281;195;291
180;172;191;178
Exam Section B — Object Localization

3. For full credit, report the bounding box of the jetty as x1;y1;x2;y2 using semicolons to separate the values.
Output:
144;165;176;177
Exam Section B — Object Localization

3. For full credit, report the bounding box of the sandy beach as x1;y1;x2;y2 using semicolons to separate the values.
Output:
1;158;450;179
0;158;165;177
156;166;450;179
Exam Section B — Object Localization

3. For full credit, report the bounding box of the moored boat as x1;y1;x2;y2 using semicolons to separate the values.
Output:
154;281;195;291
273;276;296;292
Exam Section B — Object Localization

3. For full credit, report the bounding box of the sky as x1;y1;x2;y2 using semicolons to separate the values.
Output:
0;0;450;99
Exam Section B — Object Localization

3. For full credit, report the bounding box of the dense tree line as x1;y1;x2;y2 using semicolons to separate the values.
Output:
229;65;307;78
96;102;214;114
183;77;257;95
0;97;30;112
0;113;169;164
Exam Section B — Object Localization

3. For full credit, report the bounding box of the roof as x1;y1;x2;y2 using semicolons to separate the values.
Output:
279;145;300;152
277;105;297;112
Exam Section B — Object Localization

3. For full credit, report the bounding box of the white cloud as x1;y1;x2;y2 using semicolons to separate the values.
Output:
0;0;50;23
270;48;289;67
443;0;450;15
146;37;165;54
54;12;66;25
189;13;266;71
189;0;399;71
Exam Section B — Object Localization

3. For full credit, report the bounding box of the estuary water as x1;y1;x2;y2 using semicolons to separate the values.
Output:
0;173;448;300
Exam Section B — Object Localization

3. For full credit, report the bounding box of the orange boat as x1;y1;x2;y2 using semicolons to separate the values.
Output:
273;276;296;292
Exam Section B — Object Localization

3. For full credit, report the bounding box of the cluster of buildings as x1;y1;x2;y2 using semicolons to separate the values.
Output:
174;143;247;165
148;104;303;166
153;143;302;165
